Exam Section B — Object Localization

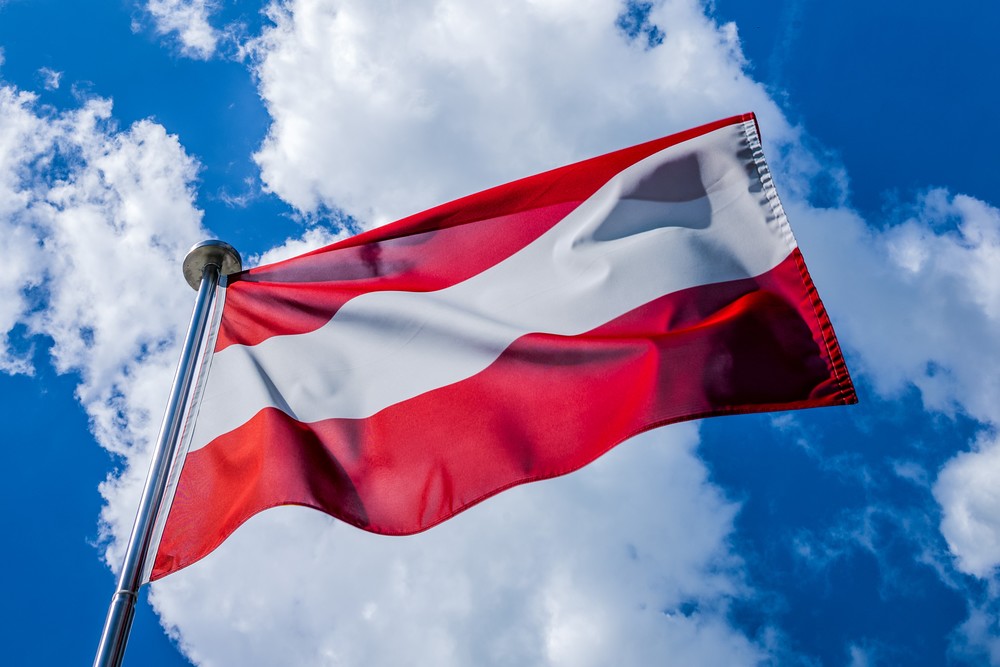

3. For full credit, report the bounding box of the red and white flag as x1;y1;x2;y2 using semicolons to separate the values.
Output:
146;113;856;582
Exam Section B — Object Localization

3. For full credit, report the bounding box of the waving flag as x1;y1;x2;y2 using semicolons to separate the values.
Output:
146;113;856;581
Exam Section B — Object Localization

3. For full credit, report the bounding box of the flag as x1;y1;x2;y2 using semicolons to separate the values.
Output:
146;113;856;582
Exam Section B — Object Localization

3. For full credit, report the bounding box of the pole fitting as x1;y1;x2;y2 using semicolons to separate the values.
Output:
182;240;243;290
112;589;139;602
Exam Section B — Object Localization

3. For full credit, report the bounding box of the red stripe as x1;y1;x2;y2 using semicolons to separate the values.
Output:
218;113;757;351
152;249;856;580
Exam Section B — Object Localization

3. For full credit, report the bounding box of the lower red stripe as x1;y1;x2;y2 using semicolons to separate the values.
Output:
152;249;855;580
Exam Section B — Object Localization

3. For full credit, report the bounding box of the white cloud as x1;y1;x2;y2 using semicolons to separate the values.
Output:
151;427;765;667
789;190;1000;425
847;642;876;667
0;83;208;566
247;223;349;267
249;0;791;226
8;0;1000;663
935;434;1000;578
951;600;1000;665
38;66;62;90
145;0;222;59
0;86;49;374
784;180;1000;658
2;2;790;663
124;1;807;664
787;187;1000;585
142;0;1000;663
781;187;1000;583
243;0;1000;574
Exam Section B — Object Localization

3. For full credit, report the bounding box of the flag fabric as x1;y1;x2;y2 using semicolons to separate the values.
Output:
146;113;856;582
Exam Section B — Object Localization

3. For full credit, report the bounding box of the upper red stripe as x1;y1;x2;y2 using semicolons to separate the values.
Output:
152;248;856;580
217;113;757;351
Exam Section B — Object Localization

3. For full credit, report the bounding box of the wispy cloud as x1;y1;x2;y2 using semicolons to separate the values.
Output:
37;67;62;90
787;183;1000;659
143;0;222;59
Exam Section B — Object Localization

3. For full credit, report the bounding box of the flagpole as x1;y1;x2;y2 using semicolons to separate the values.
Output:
93;240;242;667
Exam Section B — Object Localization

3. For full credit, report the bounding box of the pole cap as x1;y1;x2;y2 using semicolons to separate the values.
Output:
182;240;243;290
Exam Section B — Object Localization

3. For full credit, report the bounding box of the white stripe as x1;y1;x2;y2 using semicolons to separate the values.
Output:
190;121;795;451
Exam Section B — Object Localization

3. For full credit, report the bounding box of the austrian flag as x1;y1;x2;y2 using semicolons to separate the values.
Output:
147;113;856;581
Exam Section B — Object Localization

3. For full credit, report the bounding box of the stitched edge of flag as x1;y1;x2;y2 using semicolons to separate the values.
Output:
741;116;857;406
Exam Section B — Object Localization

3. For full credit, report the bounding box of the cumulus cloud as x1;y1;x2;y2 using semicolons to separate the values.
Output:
0;86;49;374
0;2;790;663
125;0;807;663
0;83;208;566
935;432;1000;578
249;0;791;226
0;1;792;663
8;0;1000;664
783;179;1000;658
152;428;764;667
143;0;1000;663
787;188;1000;576
783;189;1000;581
144;0;222;59
789;190;1000;425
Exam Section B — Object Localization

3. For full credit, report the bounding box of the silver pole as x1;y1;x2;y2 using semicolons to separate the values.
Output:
93;240;242;667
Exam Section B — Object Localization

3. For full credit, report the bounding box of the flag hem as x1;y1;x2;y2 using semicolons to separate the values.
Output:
740;116;857;406
141;274;231;584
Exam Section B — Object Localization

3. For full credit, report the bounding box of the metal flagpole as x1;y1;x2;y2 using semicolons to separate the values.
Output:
93;240;241;667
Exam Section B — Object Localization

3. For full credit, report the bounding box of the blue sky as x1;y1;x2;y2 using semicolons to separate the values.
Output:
1;1;998;665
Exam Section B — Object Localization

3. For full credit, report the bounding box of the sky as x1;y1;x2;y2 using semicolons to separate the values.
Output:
0;1;998;665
